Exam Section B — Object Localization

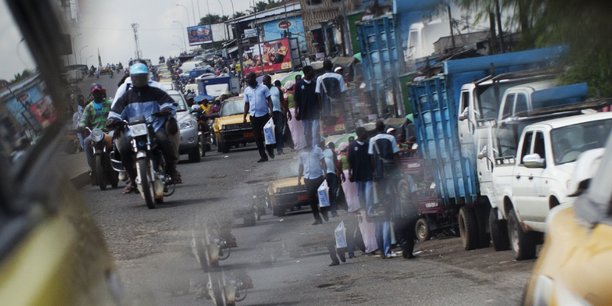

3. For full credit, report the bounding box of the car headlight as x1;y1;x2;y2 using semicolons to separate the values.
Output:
180;120;196;130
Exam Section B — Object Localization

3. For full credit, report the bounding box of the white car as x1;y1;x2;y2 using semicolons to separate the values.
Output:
490;112;612;259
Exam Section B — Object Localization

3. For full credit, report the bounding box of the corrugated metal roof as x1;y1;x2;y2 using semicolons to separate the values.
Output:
229;3;301;24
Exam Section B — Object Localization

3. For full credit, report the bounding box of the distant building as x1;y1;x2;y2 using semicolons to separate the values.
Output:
299;0;361;59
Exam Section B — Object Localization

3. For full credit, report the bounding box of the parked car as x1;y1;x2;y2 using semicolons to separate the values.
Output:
212;96;255;153
265;164;311;217
485;112;612;259
523;132;612;306
168;90;202;162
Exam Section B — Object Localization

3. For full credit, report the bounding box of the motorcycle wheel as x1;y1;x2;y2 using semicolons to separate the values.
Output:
95;155;107;190
106;156;119;188
137;158;156;209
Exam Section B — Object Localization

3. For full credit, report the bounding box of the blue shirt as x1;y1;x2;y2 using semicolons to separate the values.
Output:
244;84;271;117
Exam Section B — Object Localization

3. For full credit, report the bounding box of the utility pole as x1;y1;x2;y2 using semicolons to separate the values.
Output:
253;0;264;75
131;23;142;59
447;4;456;49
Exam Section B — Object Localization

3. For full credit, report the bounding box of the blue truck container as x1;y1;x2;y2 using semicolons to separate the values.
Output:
408;46;566;248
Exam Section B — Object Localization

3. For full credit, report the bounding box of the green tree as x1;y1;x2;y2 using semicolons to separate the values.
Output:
199;14;229;25
455;0;612;97
11;69;33;84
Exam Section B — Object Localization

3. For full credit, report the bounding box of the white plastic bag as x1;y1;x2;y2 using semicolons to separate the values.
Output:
317;180;330;208
263;117;276;145
334;221;347;249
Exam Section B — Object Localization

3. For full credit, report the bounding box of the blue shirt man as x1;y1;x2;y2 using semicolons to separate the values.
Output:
243;72;275;162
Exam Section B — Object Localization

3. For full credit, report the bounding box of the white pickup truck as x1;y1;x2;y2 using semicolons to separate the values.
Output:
484;112;612;260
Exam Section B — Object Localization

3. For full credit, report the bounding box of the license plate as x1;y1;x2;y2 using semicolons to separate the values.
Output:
243;131;254;138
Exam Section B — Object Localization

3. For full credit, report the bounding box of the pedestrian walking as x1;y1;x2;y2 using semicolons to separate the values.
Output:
264;76;290;155
368;120;401;258
315;59;347;120
294;65;320;149
243;72;275;163
348;127;378;253
348;127;374;216
297;145;328;225
322;141;341;217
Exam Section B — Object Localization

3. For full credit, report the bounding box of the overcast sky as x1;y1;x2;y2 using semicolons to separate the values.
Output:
76;0;256;66
0;0;261;80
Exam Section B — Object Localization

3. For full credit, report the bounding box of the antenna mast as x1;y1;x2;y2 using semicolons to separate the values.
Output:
131;23;142;59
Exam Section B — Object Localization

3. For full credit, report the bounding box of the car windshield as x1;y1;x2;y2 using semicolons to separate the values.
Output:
169;93;188;112
551;118;612;165
220;99;244;116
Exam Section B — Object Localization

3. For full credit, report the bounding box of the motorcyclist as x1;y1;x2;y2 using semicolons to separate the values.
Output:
106;63;180;193
79;84;112;173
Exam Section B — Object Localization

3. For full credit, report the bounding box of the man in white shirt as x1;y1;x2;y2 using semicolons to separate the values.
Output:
322;141;340;217
263;76;290;155
243;72;274;162
368;120;400;258
297;145;328;225
315;59;347;118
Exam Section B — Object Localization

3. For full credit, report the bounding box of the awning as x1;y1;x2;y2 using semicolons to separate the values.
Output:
227;46;239;54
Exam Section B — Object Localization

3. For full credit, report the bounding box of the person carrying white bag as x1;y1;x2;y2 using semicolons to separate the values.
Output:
297;145;329;225
263;117;276;145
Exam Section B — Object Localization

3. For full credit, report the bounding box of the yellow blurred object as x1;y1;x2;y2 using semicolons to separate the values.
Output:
524;206;612;306
0;188;119;306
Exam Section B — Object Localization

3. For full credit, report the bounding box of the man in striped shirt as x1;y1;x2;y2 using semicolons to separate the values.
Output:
79;84;112;173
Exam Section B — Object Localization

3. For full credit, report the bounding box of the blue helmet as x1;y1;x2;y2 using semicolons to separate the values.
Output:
129;63;148;75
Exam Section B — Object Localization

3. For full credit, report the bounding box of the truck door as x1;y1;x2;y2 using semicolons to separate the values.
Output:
458;89;475;156
528;131;550;223
512;131;538;221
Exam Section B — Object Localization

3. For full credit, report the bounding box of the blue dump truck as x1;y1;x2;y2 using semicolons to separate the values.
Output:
407;46;583;250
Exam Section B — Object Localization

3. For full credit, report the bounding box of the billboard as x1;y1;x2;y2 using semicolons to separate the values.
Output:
262;16;306;52
241;38;292;75
187;25;213;45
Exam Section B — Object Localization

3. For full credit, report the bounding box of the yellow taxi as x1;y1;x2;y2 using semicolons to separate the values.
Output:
523;133;612;306
212;96;255;153
0;1;120;305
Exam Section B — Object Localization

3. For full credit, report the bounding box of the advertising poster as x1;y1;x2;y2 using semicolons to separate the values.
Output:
241;38;292;75
263;16;306;52
187;25;213;45
5;80;56;132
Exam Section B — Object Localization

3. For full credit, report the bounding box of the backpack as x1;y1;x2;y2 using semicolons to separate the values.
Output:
373;137;395;180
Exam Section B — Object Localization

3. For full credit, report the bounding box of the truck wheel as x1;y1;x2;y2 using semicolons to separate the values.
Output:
476;204;491;248
489;208;510;251
415;217;430;242
458;206;479;250
508;209;537;260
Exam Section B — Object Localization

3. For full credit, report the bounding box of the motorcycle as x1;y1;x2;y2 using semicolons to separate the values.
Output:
112;114;175;208
87;127;118;190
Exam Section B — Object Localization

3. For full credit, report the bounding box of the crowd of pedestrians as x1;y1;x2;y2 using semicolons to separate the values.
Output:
241;59;419;266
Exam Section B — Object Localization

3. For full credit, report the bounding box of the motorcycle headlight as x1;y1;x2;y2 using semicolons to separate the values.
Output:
91;128;105;143
180;120;196;130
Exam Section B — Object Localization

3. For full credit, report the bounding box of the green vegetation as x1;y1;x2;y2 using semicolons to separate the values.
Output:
454;0;612;97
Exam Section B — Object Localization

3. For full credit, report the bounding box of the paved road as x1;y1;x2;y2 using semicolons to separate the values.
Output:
82;144;536;305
